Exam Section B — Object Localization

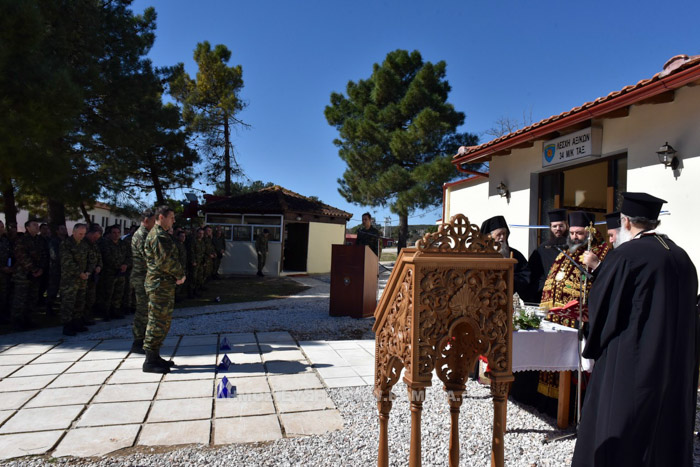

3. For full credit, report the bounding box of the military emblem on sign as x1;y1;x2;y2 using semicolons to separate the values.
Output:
544;144;556;163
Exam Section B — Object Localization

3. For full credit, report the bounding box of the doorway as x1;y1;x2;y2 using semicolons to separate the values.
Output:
283;223;309;272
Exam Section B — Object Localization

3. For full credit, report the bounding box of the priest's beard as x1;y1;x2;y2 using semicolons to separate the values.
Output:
614;226;633;248
499;239;511;258
567;235;586;254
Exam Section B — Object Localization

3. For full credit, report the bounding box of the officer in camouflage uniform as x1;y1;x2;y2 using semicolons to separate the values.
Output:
11;220;47;329
46;225;68;315
59;224;90;336
255;229;270;277
84;224;103;323
0;221;12;321
98;225;131;320
212;226;226;279
129;209;155;354
37;223;51;306
203;225;216;282
175;230;188;301
142;206;185;373
188;228;205;297
121;225;136;315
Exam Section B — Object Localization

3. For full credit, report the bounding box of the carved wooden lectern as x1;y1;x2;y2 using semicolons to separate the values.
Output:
373;214;515;467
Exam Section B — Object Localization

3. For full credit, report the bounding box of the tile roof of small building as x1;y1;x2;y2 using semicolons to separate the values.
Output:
453;54;700;165
203;185;352;219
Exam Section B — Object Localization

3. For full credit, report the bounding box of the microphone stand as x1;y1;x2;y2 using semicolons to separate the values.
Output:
543;244;593;443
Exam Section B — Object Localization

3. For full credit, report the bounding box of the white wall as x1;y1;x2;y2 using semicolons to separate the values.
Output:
306;222;345;274
221;241;281;276
0;206;137;232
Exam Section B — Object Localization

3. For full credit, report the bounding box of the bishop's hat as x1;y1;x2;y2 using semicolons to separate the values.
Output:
621;192;666;220
547;209;567;223
480;215;509;235
605;212;621;230
569;211;596;228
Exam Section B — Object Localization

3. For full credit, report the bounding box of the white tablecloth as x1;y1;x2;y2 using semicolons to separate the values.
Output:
512;322;593;373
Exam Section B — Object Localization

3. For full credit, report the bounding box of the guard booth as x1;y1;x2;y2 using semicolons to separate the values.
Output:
373;214;515;467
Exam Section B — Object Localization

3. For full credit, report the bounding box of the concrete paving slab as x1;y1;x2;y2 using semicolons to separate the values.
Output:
0;343;57;355
32;351;87;364
0;365;20;379
0;374;56;393
47;343;96;353
0;404;84;433
173;355;216;366
173;345;217;357
257;331;295;343
162;366;216;381
25;386;100;408
308;355;351;367
226;350;262;365
215;392;275;418
214;414;282;444
353;365;375;377
148;398;212;423
315;366;360;379
53;424;139;458
107;369;164;385
268;373;324;392
259;342;299;351
218;376;269;394
80;349;130;361
221;333;257;345
275;389;336;414
92;339;132;351
48;370;111;388
66;358;122;373
139;419;210;446
93;382;159;403
77;401;150;427
0;354;39;366
298;340;330;349
0;390;36;410
362;376;374;385
327;341;362;350
261;350;306;362
324;376;367;388
156;379;213;399
119;357;146;369
219;362;265;378
0;430;64;460
280;409;343;436
265;360;312;375
179;335;218;347
11;361;73;378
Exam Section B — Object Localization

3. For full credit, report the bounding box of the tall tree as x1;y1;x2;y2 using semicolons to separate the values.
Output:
169;42;247;196
325;50;478;249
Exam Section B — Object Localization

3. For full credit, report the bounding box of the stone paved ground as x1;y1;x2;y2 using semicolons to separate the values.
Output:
0;329;374;461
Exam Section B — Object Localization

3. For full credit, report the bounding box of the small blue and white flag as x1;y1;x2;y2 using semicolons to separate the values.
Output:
217;354;232;371
220;337;232;351
217;376;236;398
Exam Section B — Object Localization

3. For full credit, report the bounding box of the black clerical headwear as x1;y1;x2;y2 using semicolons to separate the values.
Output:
569;211;596;228
481;215;509;235
547;209;567;223
621;192;666;220
605;212;621;230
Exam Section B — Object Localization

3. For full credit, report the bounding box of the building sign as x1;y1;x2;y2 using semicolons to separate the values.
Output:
542;127;602;168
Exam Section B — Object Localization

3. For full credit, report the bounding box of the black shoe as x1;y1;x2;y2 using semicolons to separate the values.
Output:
62;322;77;336
158;355;175;367
257;271;264;277
130;339;145;354
143;350;170;374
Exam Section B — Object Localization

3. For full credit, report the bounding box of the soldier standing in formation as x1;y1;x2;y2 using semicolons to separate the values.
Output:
46;225;68;315
121;227;135;315
212;226;226;279
37;223;51;307
188;228;205;297
129;209;155;354
59;224;90;336
142;206;185;373
11;220;46;329
203;225;217;281
97;225;131;320
255;228;269;277
174;230;188;301
84;224;103;323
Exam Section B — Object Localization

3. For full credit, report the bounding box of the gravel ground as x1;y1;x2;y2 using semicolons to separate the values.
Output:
3;266;700;466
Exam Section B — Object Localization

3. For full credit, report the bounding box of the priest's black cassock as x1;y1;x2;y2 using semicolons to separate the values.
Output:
572;233;699;466
527;235;566;303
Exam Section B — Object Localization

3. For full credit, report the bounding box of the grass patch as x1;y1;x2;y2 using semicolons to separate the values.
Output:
175;275;309;308
380;251;397;262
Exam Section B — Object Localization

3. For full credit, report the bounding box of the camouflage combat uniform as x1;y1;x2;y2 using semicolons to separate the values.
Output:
175;237;187;299
188;237;205;295
255;233;269;274
203;236;215;281
46;235;63;313
98;236;131;317
130;225;150;340
84;238;103;320
143;224;184;352
59;236;89;324
11;233;47;323
212;233;225;278
121;233;134;314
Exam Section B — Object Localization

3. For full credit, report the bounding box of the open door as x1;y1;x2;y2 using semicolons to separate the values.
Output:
283;222;308;272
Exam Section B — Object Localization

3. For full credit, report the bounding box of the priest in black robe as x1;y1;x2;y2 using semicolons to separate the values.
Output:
481;215;530;299
572;193;699;467
527;208;568;303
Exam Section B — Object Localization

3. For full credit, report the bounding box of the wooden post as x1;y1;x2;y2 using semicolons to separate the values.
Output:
557;371;571;429
377;393;392;467
408;385;426;467
446;386;465;467
490;381;508;467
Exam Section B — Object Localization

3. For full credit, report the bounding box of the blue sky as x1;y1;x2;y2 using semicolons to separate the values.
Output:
130;0;700;227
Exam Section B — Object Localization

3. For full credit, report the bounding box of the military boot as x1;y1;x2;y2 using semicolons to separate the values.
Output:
158;354;175;368
142;350;170;374
74;319;88;332
130;339;145;354
62;321;77;336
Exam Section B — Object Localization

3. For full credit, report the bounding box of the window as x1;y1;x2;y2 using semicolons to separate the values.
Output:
207;215;242;224
244;215;280;225
207;213;283;243
232;226;252;241
253;226;281;242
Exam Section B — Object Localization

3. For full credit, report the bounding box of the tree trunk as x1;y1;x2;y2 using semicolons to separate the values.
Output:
80;202;91;224
223;116;231;196
148;155;165;205
398;212;409;253
1;177;17;227
47;198;66;232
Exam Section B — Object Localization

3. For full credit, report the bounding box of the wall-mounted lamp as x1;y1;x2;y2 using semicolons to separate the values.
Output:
496;182;509;198
656;142;679;170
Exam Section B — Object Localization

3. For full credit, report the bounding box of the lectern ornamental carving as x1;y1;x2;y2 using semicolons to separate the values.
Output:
373;214;515;467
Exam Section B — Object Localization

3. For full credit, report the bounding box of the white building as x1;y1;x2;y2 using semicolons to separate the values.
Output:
447;54;700;277
1;201;138;232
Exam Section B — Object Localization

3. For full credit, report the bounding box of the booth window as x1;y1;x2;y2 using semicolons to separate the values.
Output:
206;214;283;242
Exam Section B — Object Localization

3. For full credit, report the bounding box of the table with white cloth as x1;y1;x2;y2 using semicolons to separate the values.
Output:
511;321;592;429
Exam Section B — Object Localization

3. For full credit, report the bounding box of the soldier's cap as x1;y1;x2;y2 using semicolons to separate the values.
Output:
621;192;666;220
547;209;567;223
605;212;621;230
480;216;509;236
568;211;596;228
